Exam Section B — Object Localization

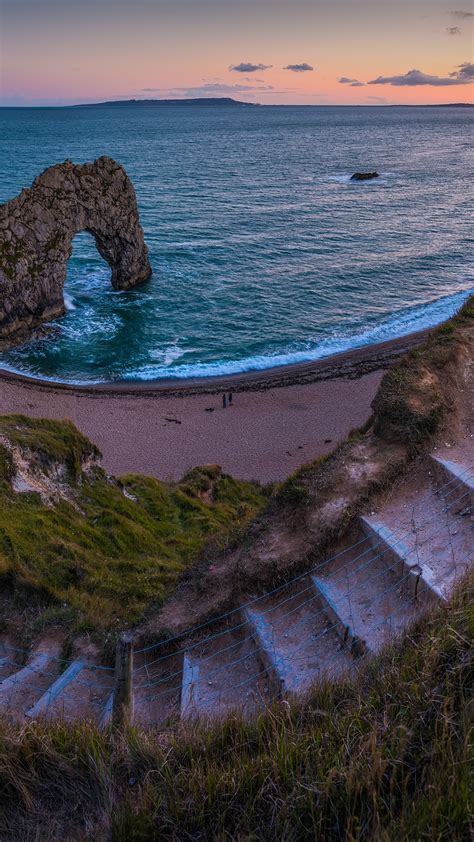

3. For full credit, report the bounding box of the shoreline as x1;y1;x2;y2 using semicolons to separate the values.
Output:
0;327;431;483
0;326;431;399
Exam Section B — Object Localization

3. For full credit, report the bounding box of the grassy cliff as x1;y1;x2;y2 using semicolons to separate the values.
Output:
0;415;269;640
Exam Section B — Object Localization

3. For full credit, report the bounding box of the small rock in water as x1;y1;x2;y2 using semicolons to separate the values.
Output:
351;171;379;181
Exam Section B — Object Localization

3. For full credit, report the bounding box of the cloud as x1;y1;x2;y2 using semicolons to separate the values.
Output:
367;95;387;103
368;64;474;86
339;77;365;87
446;25;462;34
452;61;474;79
284;63;314;72
230;62;272;73
450;10;474;18
139;83;274;97
183;83;274;95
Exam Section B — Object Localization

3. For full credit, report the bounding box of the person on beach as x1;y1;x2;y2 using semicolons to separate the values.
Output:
229;392;233;406
222;394;227;409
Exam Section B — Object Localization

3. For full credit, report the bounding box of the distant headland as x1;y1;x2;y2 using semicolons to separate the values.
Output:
73;97;258;108
68;98;474;109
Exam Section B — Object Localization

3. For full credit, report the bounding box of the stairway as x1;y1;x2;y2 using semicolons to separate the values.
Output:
363;456;473;601
0;452;471;728
244;579;355;695
0;645;62;723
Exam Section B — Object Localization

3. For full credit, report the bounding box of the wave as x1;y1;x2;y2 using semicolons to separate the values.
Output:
150;343;187;366
124;287;472;382
1;288;471;386
63;293;76;311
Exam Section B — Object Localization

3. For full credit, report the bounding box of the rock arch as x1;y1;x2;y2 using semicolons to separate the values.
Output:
0;156;151;342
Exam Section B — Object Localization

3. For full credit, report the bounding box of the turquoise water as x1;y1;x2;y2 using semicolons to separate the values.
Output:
0;105;472;383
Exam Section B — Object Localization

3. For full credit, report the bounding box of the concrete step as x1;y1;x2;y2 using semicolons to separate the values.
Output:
244;579;354;695
25;660;85;719
99;692;114;730
180;624;268;720
36;661;114;723
312;526;418;654
359;516;443;608
132;650;183;729
0;655;11;681
0;650;61;719
430;455;473;514
364;466;473;601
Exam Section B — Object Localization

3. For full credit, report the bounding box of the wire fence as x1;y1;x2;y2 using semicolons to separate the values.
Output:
136;460;473;659
135;466;473;679
0;463;471;725
141;539;472;707
139;505;470;697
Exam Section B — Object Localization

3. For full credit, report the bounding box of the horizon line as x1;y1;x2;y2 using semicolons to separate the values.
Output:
1;100;473;109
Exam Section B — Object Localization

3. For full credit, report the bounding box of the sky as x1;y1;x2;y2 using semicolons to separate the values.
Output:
0;0;473;106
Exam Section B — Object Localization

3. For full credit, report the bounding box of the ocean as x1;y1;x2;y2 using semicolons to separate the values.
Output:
0;104;472;383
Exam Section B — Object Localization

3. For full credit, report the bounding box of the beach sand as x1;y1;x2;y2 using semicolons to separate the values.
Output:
0;330;428;484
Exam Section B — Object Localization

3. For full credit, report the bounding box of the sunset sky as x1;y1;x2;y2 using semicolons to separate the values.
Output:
1;0;473;106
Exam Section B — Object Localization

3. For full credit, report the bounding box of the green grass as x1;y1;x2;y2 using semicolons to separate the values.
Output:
0;576;471;841
372;296;473;449
0;416;269;638
0;414;100;480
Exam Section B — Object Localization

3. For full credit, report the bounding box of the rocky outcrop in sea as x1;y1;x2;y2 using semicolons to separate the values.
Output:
0;156;151;343
351;171;379;181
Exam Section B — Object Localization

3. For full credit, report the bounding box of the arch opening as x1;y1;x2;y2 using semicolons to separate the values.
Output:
63;231;111;311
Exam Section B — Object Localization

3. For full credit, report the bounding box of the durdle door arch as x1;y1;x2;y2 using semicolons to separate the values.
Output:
0;156;151;342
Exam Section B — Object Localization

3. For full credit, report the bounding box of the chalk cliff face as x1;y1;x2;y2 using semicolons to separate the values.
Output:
0;156;151;341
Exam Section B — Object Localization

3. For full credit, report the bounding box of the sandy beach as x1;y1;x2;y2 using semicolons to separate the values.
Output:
0;329;429;483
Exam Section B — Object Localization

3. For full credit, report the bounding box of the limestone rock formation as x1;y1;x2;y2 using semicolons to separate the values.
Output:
351;171;379;181
0;156;151;342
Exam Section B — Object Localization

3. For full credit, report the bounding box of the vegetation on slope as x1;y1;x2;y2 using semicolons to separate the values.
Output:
279;295;474;512
373;295;474;447
279;295;474;513
0;577;471;841
0;416;268;639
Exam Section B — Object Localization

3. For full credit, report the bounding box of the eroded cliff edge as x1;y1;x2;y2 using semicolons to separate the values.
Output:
0;156;151;342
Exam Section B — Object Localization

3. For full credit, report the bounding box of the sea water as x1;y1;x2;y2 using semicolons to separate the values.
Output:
0;104;472;383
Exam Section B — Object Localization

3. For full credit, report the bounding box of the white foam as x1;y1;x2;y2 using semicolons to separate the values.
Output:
150;342;186;365
63;293;76;311
164;345;185;366
1;287;472;386
124;286;474;382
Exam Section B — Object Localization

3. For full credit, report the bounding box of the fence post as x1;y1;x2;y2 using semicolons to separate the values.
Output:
112;632;134;728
